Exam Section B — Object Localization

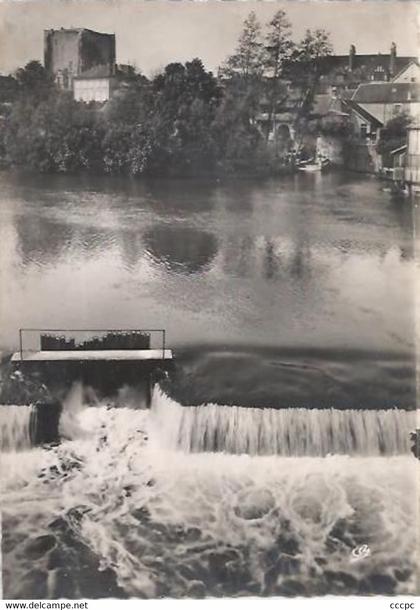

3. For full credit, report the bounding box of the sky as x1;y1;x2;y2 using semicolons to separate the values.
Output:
0;0;419;76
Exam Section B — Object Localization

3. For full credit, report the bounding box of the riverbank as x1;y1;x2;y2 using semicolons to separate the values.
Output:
0;156;299;180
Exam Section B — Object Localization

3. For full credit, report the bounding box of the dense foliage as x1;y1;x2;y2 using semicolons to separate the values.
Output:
376;113;412;156
2;58;267;175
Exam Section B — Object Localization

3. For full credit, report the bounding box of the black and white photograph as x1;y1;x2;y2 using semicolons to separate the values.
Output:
0;0;419;603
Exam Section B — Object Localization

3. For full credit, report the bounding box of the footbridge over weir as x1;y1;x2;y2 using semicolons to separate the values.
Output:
11;328;174;399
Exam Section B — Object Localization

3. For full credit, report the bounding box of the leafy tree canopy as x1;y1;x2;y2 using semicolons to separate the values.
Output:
376;113;412;155
14;61;54;100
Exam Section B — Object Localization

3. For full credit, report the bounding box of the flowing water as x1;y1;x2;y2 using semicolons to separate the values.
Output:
0;405;35;452
151;389;415;456
0;170;418;598
1;388;418;598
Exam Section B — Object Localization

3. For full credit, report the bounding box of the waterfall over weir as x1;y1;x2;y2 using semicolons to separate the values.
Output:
1;388;416;456
0;405;36;451
151;388;416;456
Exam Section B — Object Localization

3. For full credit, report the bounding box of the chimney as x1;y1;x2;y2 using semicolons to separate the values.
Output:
349;44;356;71
390;42;397;76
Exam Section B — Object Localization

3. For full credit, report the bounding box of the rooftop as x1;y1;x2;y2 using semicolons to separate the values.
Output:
352;82;420;104
73;64;115;79
317;54;416;73
44;27;115;38
343;98;383;127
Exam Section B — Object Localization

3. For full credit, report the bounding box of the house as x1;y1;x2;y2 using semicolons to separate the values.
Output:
44;28;116;90
391;61;420;84
314;43;416;96
351;82;420;124
342;98;383;142
300;46;417;150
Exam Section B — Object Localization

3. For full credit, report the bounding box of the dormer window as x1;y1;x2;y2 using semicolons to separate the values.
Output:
372;66;387;81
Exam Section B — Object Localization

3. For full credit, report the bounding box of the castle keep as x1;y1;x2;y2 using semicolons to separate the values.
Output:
44;28;116;90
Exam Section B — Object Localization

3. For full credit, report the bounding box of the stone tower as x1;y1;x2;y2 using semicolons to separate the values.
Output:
44;28;116;89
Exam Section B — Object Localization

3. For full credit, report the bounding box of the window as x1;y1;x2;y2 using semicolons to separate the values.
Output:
372;66;386;81
360;123;367;138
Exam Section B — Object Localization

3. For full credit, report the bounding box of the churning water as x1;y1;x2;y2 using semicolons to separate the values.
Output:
1;387;419;598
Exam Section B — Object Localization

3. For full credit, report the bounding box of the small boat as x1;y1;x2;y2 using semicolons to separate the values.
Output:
298;162;323;172
297;157;329;172
298;159;329;172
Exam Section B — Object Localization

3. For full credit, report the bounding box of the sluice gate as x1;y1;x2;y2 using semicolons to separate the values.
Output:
3;329;174;448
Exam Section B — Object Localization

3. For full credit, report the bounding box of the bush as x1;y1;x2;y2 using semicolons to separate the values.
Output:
376;113;412;156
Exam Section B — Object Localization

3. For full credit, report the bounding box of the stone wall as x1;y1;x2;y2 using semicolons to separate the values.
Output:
80;29;116;74
44;29;116;89
343;141;381;174
44;29;80;88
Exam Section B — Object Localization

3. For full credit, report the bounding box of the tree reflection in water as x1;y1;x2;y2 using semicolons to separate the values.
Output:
144;225;218;275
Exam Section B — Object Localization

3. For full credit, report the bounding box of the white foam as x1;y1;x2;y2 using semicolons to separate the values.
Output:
1;390;418;598
150;387;416;456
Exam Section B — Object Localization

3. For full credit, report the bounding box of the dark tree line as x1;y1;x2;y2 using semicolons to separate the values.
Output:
1;58;263;175
0;11;333;176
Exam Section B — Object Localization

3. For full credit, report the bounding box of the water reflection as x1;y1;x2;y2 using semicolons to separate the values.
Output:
0;171;415;357
15;213;118;269
263;239;278;280
142;179;218;217
144;225;218;274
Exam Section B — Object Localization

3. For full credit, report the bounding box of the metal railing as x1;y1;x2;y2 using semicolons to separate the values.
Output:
18;328;167;361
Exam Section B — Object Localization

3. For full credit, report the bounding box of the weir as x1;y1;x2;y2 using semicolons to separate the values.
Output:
1;386;417;456
0;405;34;451
151;388;417;456
0;401;62;451
1;329;174;448
2;329;417;456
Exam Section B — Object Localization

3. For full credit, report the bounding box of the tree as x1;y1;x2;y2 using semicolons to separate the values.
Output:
148;59;222;174
104;78;151;126
265;10;294;81
292;29;333;126
212;90;265;173
264;9;294;144
219;12;266;126
14;60;54;100
5;91;103;172
0;75;19;104
376;113;412;156
221;12;265;81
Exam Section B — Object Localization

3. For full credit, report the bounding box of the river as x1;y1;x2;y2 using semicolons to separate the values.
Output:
0;170;418;598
